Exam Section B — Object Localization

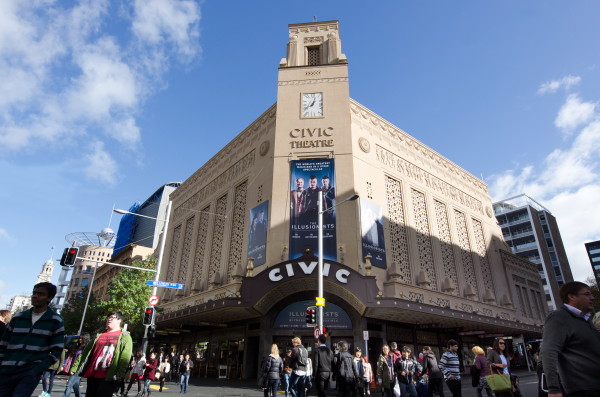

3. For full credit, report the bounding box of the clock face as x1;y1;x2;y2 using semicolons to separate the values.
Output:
302;92;323;118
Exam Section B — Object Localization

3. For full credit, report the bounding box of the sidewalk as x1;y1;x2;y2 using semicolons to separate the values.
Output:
35;368;538;397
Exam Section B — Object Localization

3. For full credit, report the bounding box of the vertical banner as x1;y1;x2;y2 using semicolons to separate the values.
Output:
289;159;337;261
360;198;387;268
247;200;269;266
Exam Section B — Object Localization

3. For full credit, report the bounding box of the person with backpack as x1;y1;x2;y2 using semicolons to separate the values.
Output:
290;337;309;397
420;346;445;397
394;346;421;397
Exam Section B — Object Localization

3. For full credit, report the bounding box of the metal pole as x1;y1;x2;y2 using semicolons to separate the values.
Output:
77;263;99;336
318;191;324;331
142;200;172;354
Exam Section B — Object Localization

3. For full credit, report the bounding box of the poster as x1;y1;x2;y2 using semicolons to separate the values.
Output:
273;300;352;329
289;159;337;261
247;200;268;266
360;199;387;268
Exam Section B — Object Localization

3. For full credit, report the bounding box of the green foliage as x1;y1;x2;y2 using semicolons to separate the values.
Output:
91;256;156;342
60;287;102;335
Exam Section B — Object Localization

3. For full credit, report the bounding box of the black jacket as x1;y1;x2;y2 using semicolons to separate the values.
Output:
313;345;334;376
337;351;357;381
291;344;307;371
264;355;284;380
420;352;443;380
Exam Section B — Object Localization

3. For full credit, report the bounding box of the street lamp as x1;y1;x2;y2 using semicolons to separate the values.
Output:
317;192;359;331
113;200;172;353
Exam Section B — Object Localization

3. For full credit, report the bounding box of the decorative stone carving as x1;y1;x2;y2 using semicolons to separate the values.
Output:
177;216;195;284
246;257;254;277
500;294;513;307
408;292;424;303
484;289;496;303
305;36;324;44
454;210;478;298
227;181;248;282
166;225;182;283
364;255;372;276
471;218;495;293
208;195;228;285
358;137;370;153
416;269;430;287
486;207;493;218
351;100;489;195
191;207;210;291
385;177;411;283
259;141;270;157
411;189;436;290
209;271;221;289
434;200;459;295
376;146;484;215
278;77;349;86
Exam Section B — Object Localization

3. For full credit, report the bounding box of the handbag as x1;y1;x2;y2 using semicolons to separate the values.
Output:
484;366;511;393
155;370;161;380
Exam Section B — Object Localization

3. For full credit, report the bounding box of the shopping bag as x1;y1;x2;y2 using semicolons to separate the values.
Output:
485;367;511;393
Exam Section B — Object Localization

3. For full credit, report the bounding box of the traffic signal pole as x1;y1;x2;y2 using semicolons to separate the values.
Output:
317;191;324;331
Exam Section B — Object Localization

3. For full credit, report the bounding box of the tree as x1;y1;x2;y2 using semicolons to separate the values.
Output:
585;276;600;312
90;256;156;342
60;287;102;335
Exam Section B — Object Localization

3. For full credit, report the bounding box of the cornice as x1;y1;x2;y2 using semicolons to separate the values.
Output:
349;99;488;195
170;104;277;204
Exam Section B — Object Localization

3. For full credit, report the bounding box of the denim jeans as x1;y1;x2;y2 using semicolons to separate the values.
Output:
42;369;57;393
143;378;152;393
264;378;280;397
282;373;292;397
62;375;82;397
290;372;306;397
180;374;190;392
0;369;42;397
399;381;417;397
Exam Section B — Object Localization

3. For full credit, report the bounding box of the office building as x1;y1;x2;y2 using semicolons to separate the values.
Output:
493;194;573;310
585;240;600;286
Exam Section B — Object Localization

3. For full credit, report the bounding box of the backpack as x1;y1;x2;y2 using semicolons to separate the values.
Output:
296;346;308;366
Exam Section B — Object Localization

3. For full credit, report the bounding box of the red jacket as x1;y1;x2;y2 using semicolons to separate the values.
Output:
143;358;158;380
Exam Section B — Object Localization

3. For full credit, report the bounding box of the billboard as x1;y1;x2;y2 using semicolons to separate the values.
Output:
273;300;352;329
247;200;268;266
289;159;337;261
360;198;387;268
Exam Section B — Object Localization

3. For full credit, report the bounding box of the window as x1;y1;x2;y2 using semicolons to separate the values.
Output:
307;46;320;65
546;239;553;248
542;225;549;234
592;257;600;262
85;266;91;273
73;278;79;286
77;266;82;274
81;279;88;287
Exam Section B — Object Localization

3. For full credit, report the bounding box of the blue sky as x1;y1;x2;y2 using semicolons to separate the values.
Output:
2;1;600;307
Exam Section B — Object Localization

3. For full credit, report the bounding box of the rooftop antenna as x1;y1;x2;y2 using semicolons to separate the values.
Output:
49;246;55;261
108;203;115;228
313;15;317;22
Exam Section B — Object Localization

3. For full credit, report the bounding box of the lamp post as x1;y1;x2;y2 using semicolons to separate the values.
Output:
317;192;359;331
114;200;172;353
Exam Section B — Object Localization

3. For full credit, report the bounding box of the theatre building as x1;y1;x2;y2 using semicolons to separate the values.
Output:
154;20;546;379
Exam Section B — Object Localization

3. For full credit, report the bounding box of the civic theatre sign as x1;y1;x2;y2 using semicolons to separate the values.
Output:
289;127;334;149
268;260;350;284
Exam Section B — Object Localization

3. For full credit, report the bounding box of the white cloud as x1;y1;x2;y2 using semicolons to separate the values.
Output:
0;0;201;184
83;141;118;186
488;87;600;283
538;75;581;95
0;228;13;242
554;94;596;133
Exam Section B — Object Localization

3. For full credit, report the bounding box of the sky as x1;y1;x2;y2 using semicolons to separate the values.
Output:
1;0;600;307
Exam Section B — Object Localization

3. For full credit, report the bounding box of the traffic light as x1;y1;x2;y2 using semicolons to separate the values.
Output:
305;306;316;326
323;327;330;338
143;307;155;326
60;247;79;267
148;325;156;339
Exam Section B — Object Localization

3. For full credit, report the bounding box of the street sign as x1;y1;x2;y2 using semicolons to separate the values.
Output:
314;327;321;339
147;280;184;289
148;295;159;306
363;330;369;341
315;297;325;307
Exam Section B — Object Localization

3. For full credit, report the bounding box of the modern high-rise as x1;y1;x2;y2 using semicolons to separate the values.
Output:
585;240;600;286
493;194;573;310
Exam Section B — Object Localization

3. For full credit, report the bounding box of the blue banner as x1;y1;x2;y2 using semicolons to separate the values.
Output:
360;199;387;268
289;159;336;261
248;201;269;266
273;300;352;329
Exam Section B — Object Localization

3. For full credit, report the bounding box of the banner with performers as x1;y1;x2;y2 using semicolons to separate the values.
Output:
289;159;337;261
247;201;268;266
360;198;387;268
